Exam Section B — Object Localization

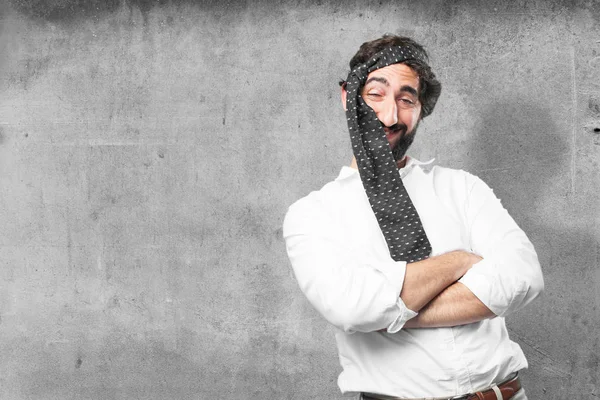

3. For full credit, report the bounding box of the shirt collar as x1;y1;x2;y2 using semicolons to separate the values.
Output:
336;156;436;182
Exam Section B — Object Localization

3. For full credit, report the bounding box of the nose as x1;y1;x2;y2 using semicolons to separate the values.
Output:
377;96;398;128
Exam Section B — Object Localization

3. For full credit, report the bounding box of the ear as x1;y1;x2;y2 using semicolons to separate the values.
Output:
340;83;348;111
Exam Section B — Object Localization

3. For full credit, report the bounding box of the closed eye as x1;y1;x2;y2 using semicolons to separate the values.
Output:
365;91;385;100
397;97;417;109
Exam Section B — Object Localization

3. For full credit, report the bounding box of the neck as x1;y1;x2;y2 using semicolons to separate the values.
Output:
396;156;408;169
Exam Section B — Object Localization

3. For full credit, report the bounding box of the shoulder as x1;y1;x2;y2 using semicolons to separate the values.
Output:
286;172;350;216
404;157;479;187
427;165;503;220
421;164;494;207
427;164;487;189
284;167;362;228
424;164;474;188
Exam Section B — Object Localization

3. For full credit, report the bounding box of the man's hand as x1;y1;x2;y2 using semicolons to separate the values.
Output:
400;250;482;312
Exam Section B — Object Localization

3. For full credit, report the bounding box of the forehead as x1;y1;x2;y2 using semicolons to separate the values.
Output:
365;63;419;87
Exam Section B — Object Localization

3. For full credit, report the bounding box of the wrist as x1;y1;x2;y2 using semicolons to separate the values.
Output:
403;315;420;328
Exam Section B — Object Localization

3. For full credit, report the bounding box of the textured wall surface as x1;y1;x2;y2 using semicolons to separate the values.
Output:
0;0;599;399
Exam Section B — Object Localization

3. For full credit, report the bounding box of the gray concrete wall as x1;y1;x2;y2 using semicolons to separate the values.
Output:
0;0;598;398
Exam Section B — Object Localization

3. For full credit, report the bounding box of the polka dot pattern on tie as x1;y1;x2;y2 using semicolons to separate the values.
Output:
345;46;432;263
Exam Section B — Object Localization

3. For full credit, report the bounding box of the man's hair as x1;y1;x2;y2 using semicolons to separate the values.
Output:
342;34;442;118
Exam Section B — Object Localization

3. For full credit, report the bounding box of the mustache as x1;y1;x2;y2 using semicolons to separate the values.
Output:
383;123;407;133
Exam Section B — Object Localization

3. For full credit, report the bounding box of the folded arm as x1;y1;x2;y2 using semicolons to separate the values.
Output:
283;173;543;333
404;282;495;328
284;195;485;333
399;251;481;312
405;174;544;328
457;174;544;318
283;197;411;333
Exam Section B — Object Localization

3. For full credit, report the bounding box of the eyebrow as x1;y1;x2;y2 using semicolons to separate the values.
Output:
365;76;389;86
364;77;418;96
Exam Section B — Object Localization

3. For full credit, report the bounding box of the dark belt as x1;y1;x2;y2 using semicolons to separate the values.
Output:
362;373;522;400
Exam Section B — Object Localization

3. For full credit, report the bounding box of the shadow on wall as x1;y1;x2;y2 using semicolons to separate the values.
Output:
464;101;564;216
465;101;599;394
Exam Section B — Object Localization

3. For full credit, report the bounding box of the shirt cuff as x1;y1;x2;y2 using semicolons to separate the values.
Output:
386;299;418;333
372;259;417;333
458;258;502;316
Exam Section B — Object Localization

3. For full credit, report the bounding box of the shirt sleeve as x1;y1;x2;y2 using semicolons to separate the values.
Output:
458;174;544;317
283;197;416;334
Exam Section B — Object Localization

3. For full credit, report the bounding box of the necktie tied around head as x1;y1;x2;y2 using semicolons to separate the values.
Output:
345;46;432;263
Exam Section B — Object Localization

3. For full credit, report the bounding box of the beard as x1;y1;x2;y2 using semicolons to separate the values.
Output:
388;122;419;162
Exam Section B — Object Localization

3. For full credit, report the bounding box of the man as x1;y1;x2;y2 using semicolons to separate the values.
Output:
282;35;544;400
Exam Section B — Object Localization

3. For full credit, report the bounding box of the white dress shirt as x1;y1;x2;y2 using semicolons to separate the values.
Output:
283;157;544;398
